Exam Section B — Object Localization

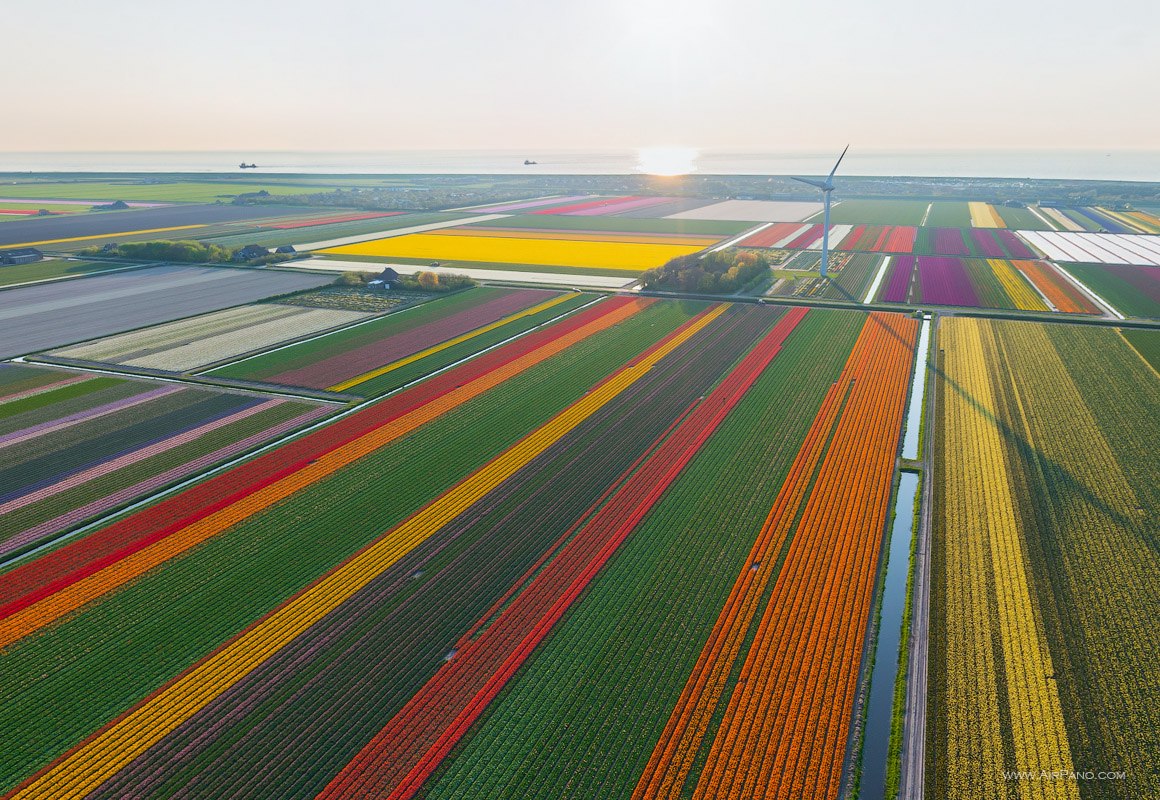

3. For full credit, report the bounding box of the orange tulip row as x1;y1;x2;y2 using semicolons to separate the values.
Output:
690;312;917;800
0;299;651;655
631;366;849;799
317;308;809;800
1011;260;1099;314
4;302;720;800
631;312;917;800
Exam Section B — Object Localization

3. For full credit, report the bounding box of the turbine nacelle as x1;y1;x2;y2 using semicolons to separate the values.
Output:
791;176;829;191
790;145;849;279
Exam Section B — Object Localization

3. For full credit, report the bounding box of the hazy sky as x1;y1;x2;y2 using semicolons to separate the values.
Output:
5;0;1157;152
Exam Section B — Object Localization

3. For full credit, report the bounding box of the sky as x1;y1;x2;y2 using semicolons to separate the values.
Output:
4;0;1158;153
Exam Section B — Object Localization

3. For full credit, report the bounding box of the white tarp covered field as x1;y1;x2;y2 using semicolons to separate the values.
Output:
1017;231;1160;266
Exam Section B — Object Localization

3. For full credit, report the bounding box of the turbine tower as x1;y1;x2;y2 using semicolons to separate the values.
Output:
792;145;848;278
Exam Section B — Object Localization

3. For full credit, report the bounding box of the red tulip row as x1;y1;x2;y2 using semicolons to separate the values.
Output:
693;312;917;800
734;223;806;248
528;195;649;215
266;289;558;389
69;303;749;799
317;308;811;800
0;297;645;627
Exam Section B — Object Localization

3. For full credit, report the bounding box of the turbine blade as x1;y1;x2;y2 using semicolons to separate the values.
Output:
792;176;827;190
827;144;850;180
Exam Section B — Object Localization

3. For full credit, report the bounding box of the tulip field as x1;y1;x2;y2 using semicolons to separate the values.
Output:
837;224;919;253
1042;206;1156;234
209;286;592;395
929;318;1159;800
265;211;405;229
318;225;717;274
51;303;375;373
874;255;1101;313
462;213;748;236
632;312;917;800
739;223;1039;261
0;364;327;560
1018;230;1160;266
1121;328;1160;371
968;201;1004;228
1059;263;1160;318
2;188;1158;800
0;292;928;800
463;195;712;217
767;252;884;301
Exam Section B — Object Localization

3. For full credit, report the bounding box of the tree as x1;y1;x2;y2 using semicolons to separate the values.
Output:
91;240;234;263
418;271;440;290
642;247;769;295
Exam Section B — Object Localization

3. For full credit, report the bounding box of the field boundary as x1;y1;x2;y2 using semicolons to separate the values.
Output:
840;307;925;797
899;313;939;800
0;295;612;573
840;463;904;798
193;290;458;375
636;288;1160;331
863;255;892;304
19;356;356;403
1050;263;1125;320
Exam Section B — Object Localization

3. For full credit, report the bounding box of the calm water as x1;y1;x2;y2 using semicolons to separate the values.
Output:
861;471;921;800
2;149;1160;181
902;316;932;461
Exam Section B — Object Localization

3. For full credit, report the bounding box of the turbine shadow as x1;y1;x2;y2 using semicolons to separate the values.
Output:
820;276;858;304
926;328;1143;536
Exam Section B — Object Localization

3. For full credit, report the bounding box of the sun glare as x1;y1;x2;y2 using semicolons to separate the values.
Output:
636;146;698;176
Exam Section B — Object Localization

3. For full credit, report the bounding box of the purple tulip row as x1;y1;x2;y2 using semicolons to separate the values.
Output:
917;257;981;307
880;256;916;303
0;403;328;557
995;230;1036;259
970;229;1006;259
1106;264;1160;304
932;228;970;256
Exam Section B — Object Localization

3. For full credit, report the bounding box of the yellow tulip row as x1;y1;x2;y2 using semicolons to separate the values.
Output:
988;259;1049;312
327;292;581;392
937;318;1076;800
1096;207;1159;234
0;298;648;653
969;202;1005;229
323;233;704;272
1125;209;1160;233
992;321;1156;759
939;319;1006;797
9;305;728;800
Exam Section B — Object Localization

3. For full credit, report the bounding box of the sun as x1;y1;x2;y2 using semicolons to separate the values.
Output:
636;146;699;177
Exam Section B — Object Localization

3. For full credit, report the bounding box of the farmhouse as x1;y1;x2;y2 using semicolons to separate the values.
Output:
235;244;271;261
367;267;400;290
275;245;297;254
0;247;44;265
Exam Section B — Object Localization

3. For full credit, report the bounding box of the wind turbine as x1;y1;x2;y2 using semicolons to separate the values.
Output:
792;145;848;278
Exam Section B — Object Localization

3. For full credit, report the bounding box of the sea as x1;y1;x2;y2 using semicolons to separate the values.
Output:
2;150;1160;182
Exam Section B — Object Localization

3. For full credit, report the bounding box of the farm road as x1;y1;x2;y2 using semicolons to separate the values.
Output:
900;317;937;800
